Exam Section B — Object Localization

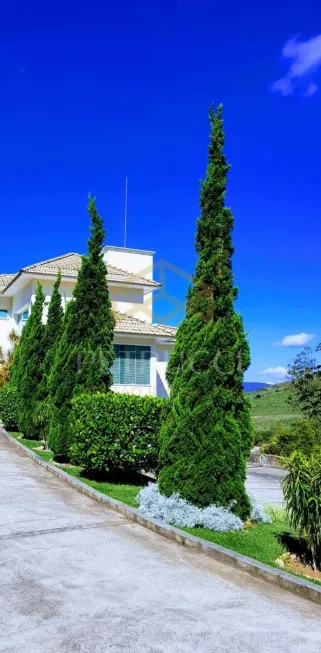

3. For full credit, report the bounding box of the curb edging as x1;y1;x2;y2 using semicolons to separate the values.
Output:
2;428;321;606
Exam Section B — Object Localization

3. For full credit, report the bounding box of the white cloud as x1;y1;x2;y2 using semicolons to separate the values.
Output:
258;366;288;380
272;33;321;96
276;332;315;347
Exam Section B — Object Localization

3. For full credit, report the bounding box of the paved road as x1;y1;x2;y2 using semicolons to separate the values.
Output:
246;464;287;506
0;433;320;653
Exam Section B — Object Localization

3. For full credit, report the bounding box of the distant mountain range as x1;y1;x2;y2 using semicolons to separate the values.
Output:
243;382;271;393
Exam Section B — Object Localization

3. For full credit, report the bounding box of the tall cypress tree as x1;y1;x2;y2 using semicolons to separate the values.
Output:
35;271;64;444
49;195;115;457
42;270;64;388
14;283;46;438
158;105;252;519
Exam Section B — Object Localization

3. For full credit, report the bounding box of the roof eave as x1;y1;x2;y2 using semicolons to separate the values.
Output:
114;329;175;340
2;270;161;295
103;245;155;256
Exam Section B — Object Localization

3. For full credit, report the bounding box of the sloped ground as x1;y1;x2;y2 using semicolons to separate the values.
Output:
250;382;300;432
0;432;320;653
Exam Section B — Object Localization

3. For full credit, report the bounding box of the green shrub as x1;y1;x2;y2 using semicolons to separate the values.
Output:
262;420;320;457
0;386;19;430
283;452;321;570
69;392;167;475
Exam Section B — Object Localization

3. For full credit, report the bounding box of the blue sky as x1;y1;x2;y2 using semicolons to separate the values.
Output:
1;1;321;382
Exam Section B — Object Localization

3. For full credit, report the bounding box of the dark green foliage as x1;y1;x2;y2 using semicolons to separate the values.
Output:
262;420;321;457
0;385;19;429
49;196;115;457
13;283;46;438
288;345;321;423
283;452;321;570
36;272;63;445
41;271;64;395
158;105;252;519
69;392;166;474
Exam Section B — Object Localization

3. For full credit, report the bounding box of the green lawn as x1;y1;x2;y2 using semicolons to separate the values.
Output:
63;466;142;507
183;520;290;567
10;434;54;461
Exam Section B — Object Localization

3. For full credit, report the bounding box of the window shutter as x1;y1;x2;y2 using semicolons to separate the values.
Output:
136;346;150;385
120;345;136;384
112;344;151;385
112;345;120;384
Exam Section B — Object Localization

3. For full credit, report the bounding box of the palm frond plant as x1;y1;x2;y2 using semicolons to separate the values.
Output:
283;451;321;570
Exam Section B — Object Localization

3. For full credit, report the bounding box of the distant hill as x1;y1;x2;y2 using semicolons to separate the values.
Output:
248;381;300;433
243;382;271;393
249;381;296;415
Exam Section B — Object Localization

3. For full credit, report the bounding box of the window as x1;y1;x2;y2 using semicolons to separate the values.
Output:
112;345;151;385
18;310;29;324
0;309;9;319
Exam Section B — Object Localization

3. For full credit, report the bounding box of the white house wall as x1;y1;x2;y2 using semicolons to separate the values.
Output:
103;246;154;280
34;280;75;319
0;282;34;349
0;297;15;353
110;286;151;323
156;346;171;398
11;282;33;316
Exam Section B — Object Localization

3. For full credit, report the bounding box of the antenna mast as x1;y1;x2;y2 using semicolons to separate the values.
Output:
124;176;128;248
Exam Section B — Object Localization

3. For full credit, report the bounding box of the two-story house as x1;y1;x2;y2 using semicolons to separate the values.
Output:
0;246;176;398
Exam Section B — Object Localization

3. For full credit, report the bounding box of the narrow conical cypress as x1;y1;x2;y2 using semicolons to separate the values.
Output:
14;283;46;438
35;271;64;444
158;105;252;519
49;195;115;457
40;270;64;395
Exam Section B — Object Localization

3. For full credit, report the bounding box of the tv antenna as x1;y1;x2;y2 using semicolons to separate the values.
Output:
124;176;128;248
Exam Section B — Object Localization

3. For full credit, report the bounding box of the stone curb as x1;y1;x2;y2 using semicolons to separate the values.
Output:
2;428;321;606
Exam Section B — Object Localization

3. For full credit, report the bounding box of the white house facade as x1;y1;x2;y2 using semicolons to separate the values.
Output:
0;246;176;398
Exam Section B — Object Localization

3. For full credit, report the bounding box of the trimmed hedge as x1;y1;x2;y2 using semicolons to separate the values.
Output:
69;392;167;474
0;386;19;430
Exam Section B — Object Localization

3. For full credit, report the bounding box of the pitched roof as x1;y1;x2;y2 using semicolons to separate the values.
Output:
0;253;160;293
114;312;176;339
0;274;16;294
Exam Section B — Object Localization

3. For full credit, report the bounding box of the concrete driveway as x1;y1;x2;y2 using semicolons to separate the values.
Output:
246;464;287;506
0;433;320;653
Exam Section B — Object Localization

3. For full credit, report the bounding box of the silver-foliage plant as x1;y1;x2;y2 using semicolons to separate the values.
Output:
249;494;272;524
137;483;244;532
138;482;202;528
